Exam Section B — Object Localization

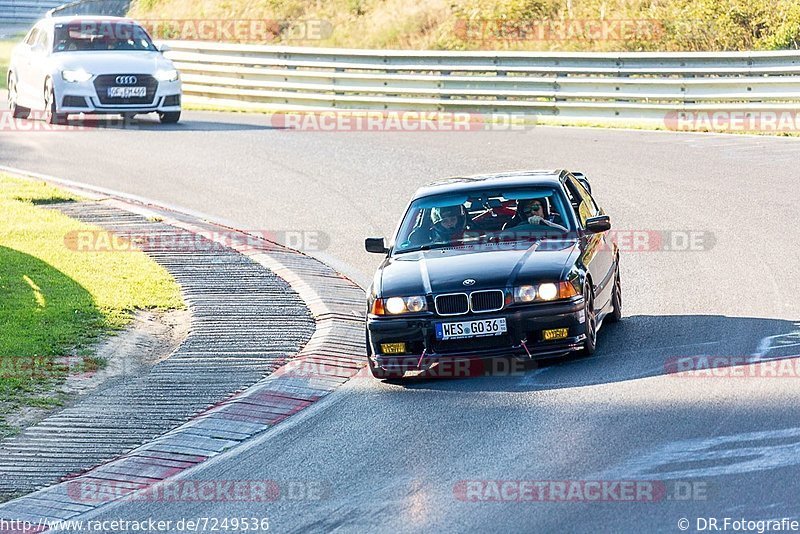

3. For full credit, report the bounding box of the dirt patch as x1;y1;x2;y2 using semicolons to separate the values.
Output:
3;309;190;434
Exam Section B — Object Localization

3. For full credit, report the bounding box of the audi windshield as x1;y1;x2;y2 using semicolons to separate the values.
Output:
53;22;158;52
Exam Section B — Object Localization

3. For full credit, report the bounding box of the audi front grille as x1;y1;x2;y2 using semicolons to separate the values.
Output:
93;74;158;106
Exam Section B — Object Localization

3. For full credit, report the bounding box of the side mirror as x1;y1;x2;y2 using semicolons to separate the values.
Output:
365;237;388;254
585;215;611;234
158;43;171;53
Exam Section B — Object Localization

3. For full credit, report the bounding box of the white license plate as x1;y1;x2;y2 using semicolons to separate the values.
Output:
435;318;507;340
108;86;146;98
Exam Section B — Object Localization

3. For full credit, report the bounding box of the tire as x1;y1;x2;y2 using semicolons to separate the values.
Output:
607;265;622;323
7;75;30;119
159;111;181;124
580;284;597;356
366;331;405;380
43;79;67;125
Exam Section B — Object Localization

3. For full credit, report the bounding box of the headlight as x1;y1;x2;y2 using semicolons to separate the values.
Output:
537;283;559;301
513;282;579;303
371;295;428;315
155;69;179;82
61;69;92;83
514;285;536;303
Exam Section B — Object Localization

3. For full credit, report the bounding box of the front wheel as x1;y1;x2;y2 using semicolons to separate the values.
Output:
159;111;181;124
8;75;30;119
43;79;67;125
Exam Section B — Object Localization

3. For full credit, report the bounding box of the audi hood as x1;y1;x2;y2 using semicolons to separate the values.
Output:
50;51;176;75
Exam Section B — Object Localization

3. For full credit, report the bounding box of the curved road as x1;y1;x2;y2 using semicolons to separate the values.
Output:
2;110;800;532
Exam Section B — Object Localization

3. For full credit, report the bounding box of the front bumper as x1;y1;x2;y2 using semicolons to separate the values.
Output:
54;77;182;114
367;297;586;372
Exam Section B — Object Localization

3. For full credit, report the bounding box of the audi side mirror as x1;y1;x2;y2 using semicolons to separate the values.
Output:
158;43;171;53
585;215;611;234
365;237;388;254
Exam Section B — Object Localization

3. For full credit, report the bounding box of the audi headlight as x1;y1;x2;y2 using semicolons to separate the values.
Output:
61;69;92;83
155;69;179;82
370;296;428;315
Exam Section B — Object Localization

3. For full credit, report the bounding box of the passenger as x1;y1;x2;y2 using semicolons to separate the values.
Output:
504;198;568;232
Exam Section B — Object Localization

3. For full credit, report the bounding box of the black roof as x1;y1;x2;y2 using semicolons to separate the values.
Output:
412;170;567;200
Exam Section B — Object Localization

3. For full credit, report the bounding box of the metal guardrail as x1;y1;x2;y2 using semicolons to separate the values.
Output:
48;0;129;17
0;0;62;24
164;40;800;119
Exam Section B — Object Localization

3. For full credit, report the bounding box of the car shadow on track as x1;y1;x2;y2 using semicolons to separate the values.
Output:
389;314;800;392
54;116;286;132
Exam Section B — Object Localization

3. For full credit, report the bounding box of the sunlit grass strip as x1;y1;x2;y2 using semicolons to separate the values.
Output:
0;174;184;417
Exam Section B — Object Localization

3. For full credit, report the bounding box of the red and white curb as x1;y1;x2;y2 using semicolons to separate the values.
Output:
0;172;367;530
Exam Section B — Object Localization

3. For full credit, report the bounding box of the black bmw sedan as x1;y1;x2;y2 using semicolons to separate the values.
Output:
363;169;622;379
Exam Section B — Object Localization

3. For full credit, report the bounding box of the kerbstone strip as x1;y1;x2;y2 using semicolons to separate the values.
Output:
0;202;314;494
0;198;365;529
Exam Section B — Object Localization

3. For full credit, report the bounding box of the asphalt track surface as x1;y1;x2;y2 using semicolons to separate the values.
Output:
2;110;800;533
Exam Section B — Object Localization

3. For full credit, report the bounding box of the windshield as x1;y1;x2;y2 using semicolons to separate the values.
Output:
393;186;574;254
53;21;157;52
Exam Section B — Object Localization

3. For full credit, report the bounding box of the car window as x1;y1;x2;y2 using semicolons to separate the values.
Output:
34;29;49;50
571;176;600;213
393;186;573;253
53;21;158;52
24;28;40;46
564;176;598;227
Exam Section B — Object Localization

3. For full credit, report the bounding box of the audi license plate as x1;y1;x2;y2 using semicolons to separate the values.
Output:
435;318;507;340
108;86;146;98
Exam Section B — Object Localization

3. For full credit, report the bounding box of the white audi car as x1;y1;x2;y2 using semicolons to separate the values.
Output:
7;16;182;124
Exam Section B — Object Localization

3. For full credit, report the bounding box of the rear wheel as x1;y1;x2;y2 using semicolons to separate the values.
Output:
366;331;405;380
7;75;30;119
43;79;67;125
159;111;181;124
580;284;597;356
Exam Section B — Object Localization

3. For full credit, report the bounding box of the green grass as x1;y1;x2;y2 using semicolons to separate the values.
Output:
0;175;184;420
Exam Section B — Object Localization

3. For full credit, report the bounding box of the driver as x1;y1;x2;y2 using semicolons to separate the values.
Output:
504;198;568;232
406;204;470;247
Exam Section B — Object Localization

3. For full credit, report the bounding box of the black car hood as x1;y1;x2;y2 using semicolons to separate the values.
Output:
378;240;579;296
